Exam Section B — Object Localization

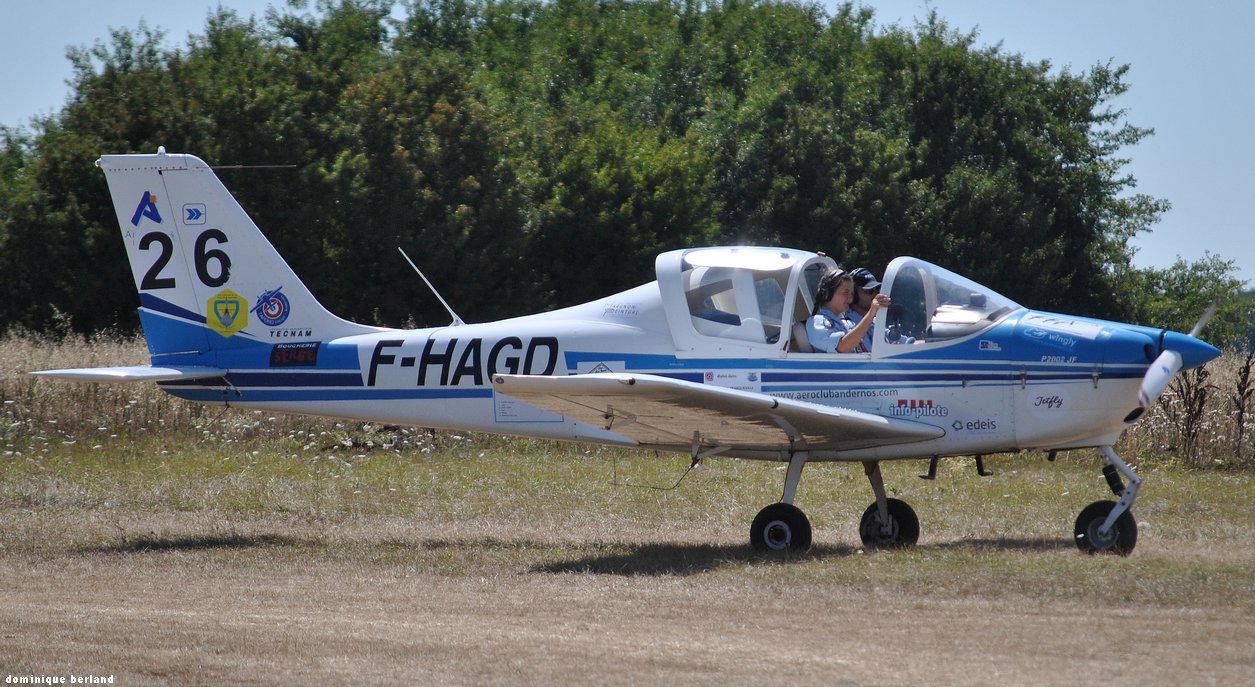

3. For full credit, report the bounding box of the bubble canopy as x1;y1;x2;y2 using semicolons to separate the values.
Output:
880;256;1021;344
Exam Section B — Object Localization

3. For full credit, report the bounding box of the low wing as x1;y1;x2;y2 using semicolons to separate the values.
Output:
492;373;944;454
30;366;225;383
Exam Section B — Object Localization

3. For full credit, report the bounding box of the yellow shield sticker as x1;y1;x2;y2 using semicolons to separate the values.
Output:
207;289;249;337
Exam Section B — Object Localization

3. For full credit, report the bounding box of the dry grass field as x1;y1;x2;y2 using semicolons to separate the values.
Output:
3;334;1255;685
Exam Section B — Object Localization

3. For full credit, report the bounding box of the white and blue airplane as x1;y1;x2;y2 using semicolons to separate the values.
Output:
34;150;1222;555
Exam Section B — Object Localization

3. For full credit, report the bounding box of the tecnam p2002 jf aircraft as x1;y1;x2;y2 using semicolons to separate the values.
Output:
35;150;1221;555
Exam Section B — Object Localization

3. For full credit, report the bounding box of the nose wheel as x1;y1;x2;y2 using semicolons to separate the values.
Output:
1074;500;1138;555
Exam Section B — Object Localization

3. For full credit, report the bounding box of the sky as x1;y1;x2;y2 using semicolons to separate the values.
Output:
2;0;1251;285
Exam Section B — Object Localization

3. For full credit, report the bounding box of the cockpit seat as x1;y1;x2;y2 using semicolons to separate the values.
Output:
790;321;814;353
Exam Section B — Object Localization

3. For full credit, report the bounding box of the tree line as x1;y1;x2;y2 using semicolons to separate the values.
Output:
0;0;1249;344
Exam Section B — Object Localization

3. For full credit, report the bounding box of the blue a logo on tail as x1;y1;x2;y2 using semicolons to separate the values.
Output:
130;191;162;226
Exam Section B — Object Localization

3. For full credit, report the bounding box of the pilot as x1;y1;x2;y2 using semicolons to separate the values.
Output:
848;267;912;349
807;269;890;353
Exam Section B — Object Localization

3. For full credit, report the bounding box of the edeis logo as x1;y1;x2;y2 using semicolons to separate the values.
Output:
208;289;249;337
131;191;163;226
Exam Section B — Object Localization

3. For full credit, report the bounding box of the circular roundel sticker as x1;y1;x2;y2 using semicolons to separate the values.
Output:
254;288;291;327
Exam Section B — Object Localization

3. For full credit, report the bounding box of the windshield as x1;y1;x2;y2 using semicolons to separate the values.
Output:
882;257;1020;344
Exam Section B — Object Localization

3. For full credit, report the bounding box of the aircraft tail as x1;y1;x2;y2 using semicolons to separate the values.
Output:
98;150;381;366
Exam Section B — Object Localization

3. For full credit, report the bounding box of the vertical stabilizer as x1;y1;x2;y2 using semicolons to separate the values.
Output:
98;151;382;363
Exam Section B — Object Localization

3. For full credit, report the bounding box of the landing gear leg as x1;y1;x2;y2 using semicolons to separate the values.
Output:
920;456;939;480
858;461;920;549
780;450;807;505
749;451;813;552
974;454;993;477
1073;446;1139;555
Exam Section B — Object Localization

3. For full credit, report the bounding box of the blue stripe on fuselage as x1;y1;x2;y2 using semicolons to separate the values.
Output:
163;386;493;403
160;371;364;388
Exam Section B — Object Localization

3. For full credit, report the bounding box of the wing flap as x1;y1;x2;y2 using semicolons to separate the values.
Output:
30;366;226;383
493;373;944;453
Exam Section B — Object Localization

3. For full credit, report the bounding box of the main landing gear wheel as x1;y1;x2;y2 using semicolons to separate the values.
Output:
750;502;813;552
858;498;920;549
1074;500;1138;555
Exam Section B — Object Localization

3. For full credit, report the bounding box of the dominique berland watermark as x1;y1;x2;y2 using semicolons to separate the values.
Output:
5;676;115;685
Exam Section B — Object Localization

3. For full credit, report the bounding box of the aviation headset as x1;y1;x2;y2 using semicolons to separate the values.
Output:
813;269;849;315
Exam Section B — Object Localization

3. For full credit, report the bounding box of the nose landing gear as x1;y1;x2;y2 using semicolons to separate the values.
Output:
1074;446;1140;555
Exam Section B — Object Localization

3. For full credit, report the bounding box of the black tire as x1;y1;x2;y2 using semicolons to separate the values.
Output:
858;498;920;549
1074;500;1137;555
750;502;813;552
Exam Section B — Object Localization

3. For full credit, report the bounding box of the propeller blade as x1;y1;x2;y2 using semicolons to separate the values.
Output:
1137;349;1183;409
1188;300;1219;338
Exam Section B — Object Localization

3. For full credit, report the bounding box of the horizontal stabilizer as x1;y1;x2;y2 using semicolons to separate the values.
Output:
30;365;225;383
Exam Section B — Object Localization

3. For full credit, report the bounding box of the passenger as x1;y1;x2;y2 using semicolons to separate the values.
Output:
848;267;913;348
807;269;890;353
847;268;882;351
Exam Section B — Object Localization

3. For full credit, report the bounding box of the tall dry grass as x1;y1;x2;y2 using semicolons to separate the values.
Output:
3;330;1252;468
0;329;435;459
1119;346;1255;468
2;329;187;446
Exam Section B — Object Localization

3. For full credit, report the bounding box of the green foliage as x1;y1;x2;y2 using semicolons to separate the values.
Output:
1120;253;1251;347
0;0;1242;337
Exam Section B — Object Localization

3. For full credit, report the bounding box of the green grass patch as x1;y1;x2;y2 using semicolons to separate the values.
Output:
5;434;1255;610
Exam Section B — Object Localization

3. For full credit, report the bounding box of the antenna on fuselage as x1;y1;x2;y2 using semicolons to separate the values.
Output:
397;247;466;327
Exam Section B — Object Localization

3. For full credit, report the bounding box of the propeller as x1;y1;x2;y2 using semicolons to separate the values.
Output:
1132;301;1219;417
